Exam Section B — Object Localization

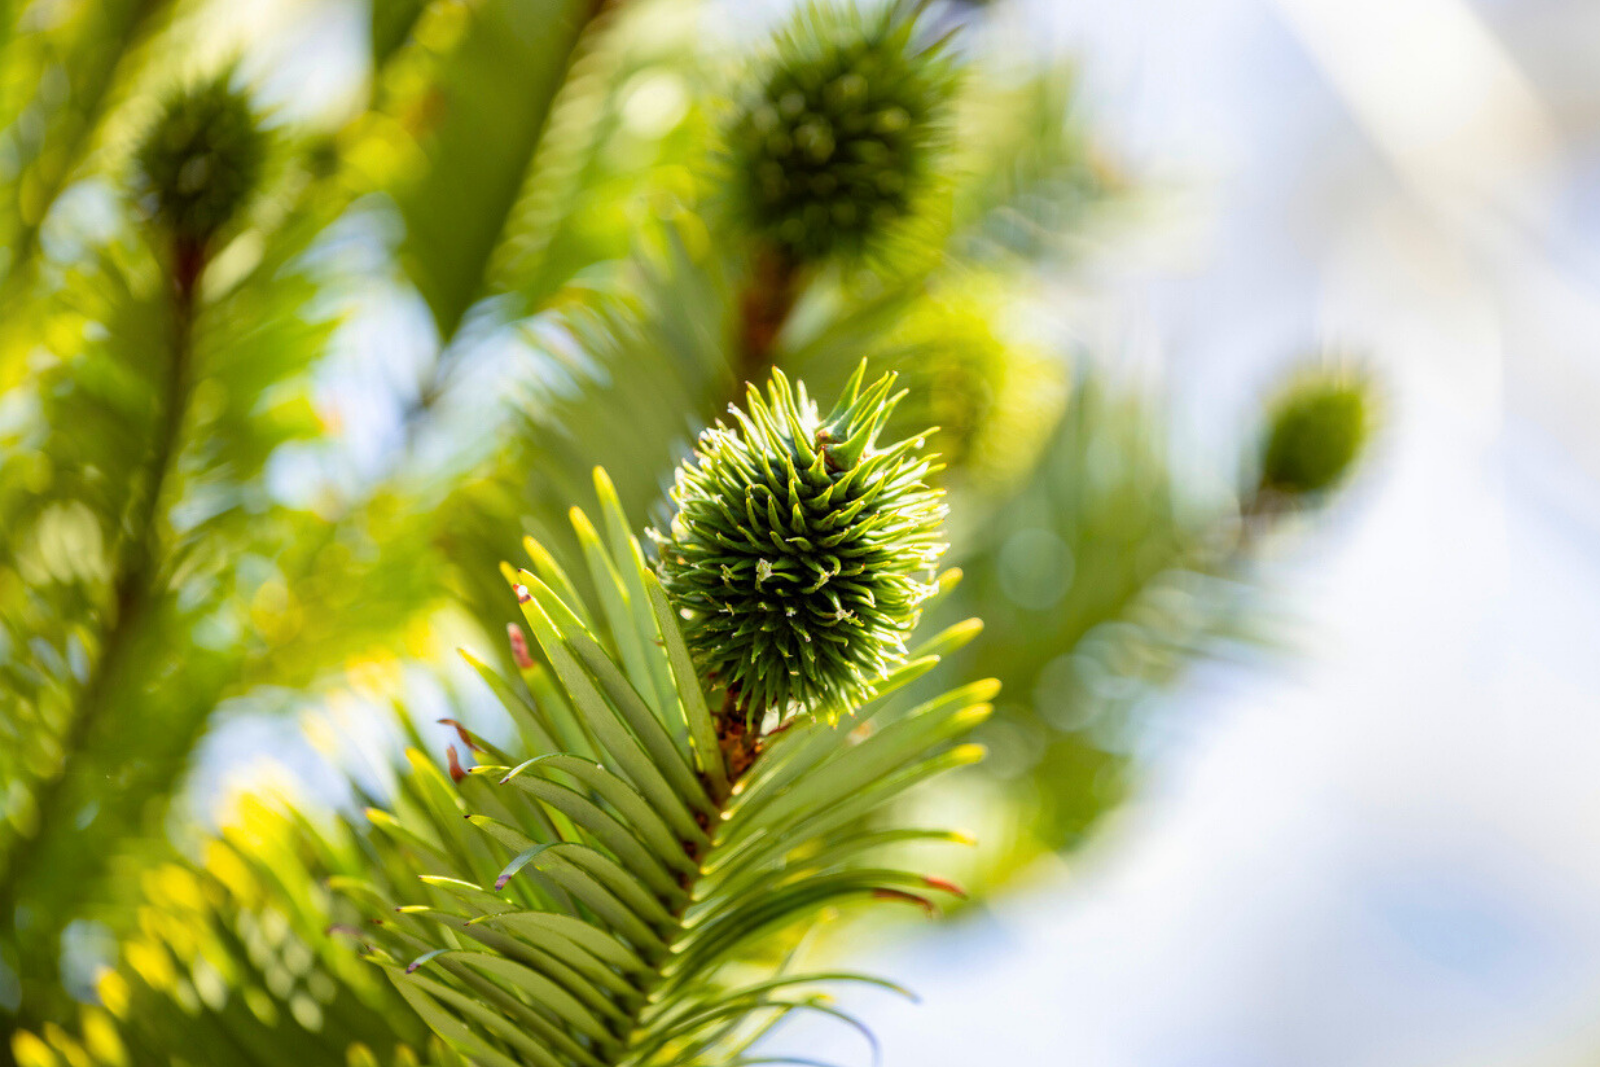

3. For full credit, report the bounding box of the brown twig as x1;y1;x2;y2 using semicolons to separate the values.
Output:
716;688;765;783
731;244;802;411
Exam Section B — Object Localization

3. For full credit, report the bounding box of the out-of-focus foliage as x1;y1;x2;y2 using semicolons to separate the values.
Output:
1;0;1374;1062
0;152;337;1020
0;0;174;342
946;64;1112;266
132;73;266;245
395;0;599;341
722;0;956;264
0;0;613;1035
15;788;428;1067
1256;363;1376;502
934;377;1246;873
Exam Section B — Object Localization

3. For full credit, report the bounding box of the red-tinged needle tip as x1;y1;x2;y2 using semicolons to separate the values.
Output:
438;718;483;752
507;623;534;669
922;876;967;899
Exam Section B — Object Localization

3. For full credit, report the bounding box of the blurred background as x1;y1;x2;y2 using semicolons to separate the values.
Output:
788;0;1600;1064
3;0;1600;1064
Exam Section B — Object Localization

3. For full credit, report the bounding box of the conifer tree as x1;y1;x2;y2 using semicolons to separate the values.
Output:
0;1;1372;1064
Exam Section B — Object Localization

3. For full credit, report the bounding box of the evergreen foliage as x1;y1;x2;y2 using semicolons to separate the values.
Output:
0;0;1373;1064
335;466;987;1067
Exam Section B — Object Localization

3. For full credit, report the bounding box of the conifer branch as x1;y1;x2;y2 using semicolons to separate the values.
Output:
0;231;202;1025
0;73;267;1025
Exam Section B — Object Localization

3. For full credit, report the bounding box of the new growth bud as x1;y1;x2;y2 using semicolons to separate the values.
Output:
726;1;955;263
134;73;267;246
1257;364;1375;499
656;363;948;720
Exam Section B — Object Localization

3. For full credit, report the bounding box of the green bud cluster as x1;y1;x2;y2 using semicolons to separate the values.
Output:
656;364;947;720
134;74;266;244
725;1;955;263
1259;365;1374;498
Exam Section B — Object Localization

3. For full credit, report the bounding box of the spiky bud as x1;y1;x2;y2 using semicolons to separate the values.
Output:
134;74;266;244
1258;365;1374;498
656;364;947;719
725;1;955;263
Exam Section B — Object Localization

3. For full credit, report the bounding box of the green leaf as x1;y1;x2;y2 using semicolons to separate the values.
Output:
491;843;668;954
728;685;995;843
406;950;616;1044
474;910;650;976
345;442;987;1067
397;0;603;338
592;467;685;739
721;655;949;832
569;505;658;712
389;979;523;1067
371;0;429;66
519;571;712;818
494;769;684;902
503;754;704;871
524;534;598;633
707;744;986;896
514;587;703;840
387;966;565;1067
459;647;562;756
645;568;730;799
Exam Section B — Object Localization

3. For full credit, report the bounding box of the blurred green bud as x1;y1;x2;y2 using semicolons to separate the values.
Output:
1258;365;1374;498
656;363;948;719
880;284;1065;488
134;74;266;245
726;1;955;263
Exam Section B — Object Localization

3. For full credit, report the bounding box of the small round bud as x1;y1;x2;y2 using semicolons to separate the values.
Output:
134;74;266;244
1258;365;1374;498
657;364;948;719
878;289;1062;486
725;1;955;263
